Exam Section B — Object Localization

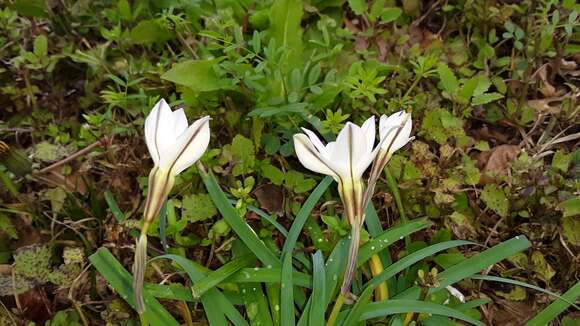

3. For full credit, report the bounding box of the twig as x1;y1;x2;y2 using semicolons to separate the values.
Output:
36;137;108;174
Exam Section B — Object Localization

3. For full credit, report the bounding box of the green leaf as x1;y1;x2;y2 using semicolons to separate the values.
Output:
162;59;232;93
309;251;326;326
89;248;179;326
129;19;172;45
150;254;248;326
231;135;256;176
261;164;285;185
284;170;316;193
104;191;124;222
481;184;508;217
182;193;217;222
348;0;366;15
117;0;132;21
0;213;17;239
191;254;254;298
437;63;459;93
526;281;580;326
562;216;580;246
201;169;280;267
269;0;303;70
552;150;571;172
15;0;48;17
33;35;48;57
380;7;403;23
344;240;476;325
559;197;580;217
357;219;432;266
357;299;485;325
281;176;332;326
472;92;504;105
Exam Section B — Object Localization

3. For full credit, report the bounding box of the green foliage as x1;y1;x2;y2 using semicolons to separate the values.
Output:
481;184;509;218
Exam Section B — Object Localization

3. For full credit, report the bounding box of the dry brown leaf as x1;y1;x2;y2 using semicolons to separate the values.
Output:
527;96;567;115
476;145;520;184
253;183;284;216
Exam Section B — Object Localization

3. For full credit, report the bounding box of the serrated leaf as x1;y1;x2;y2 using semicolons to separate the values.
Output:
182;193;217;223
437;63;458;93
231;135;255;176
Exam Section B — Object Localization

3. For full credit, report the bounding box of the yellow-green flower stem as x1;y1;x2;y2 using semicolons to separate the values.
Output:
369;253;389;301
327;292;345;326
132;167;175;316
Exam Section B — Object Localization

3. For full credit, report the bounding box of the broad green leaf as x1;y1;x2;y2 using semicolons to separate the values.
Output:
380;7;403;23
182;193;217;222
162;59;232;93
89;248;179;326
269;0;303;71
559;197;580;217
129;19;172;45
348;0;366;15
15;0;48;17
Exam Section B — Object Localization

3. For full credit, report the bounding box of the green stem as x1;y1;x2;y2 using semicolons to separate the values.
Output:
327;292;346;326
402;75;421;99
139;312;149;326
384;169;410;246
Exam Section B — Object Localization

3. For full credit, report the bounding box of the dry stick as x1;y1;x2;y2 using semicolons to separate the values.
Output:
36;137;108;174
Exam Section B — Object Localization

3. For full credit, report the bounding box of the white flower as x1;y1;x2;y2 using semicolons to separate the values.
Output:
142;99;210;225
145;99;211;176
293;117;377;183
293;117;377;226
379;111;413;154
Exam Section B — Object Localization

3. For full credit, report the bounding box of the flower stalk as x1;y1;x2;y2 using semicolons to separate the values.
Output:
132;99;210;316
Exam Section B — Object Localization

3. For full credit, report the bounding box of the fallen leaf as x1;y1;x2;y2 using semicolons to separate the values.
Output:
253;183;284;216
476;145;520;184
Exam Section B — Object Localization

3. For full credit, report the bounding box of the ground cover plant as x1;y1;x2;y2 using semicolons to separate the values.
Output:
0;0;579;325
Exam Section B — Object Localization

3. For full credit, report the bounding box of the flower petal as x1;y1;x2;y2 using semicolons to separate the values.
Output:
172;108;189;137
144;99;176;165
332;122;370;179
302;128;329;158
379;111;412;153
293;134;339;180
361;116;376;153
160;116;211;175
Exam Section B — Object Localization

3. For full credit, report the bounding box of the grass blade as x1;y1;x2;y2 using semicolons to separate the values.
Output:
471;275;580;310
357;299;485;326
104;190;124;222
309;251;326;325
281;176;333;326
191;254;255;298
150;254;249;326
525;281;580;326
357;218;431;266
344;240;475;325
240;283;274;326
200;168;280;267
228;268;312;287
232;199;289;237
89;248;179;326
